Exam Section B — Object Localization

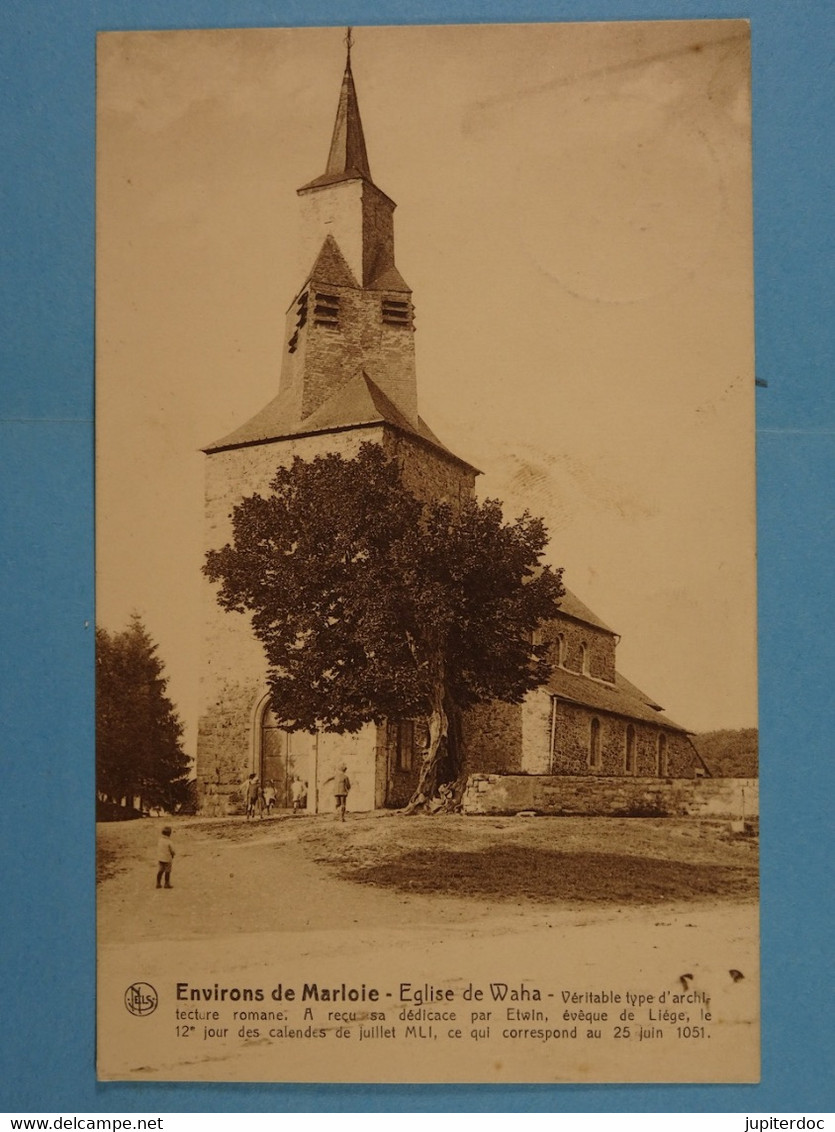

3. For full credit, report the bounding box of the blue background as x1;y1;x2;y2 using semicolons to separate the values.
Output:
1;0;832;1113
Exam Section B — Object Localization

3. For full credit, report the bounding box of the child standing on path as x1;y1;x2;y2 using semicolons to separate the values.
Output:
155;826;175;889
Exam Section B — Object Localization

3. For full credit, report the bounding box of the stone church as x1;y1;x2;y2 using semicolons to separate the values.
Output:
196;46;701;815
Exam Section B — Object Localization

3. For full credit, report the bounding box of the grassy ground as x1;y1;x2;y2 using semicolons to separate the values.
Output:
99;810;757;910
298;812;758;903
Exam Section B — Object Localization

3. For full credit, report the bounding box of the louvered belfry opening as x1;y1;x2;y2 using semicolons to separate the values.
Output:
288;290;308;353
381;297;412;329
313;291;340;328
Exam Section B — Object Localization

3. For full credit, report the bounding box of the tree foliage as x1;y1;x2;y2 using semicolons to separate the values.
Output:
204;444;564;807
96;615;191;812
691;728;759;778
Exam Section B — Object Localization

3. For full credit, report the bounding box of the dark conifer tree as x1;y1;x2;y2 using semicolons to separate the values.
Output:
96;615;191;812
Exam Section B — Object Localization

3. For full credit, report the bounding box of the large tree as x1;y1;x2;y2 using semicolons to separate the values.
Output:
96;615;191;812
204;443;564;809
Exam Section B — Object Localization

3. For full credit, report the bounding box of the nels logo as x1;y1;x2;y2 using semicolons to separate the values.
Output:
125;982;158;1016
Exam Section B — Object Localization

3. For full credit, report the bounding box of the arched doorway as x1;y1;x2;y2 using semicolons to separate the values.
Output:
257;698;320;811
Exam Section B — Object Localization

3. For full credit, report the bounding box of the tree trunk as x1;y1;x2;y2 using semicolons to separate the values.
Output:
403;680;464;813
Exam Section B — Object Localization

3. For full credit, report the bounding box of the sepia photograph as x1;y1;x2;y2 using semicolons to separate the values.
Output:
95;20;759;1084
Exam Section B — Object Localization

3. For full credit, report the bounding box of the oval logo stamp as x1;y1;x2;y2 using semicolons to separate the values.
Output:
125;982;158;1017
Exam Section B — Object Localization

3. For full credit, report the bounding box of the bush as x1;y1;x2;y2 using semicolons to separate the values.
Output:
96;799;144;822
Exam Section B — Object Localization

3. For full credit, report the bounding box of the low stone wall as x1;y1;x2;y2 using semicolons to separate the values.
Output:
461;774;758;819
197;781;244;817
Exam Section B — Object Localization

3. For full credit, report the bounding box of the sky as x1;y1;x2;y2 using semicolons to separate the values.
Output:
96;21;757;755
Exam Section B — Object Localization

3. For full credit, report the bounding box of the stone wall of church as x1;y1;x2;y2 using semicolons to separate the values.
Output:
460;690;696;781
550;698;696;778
197;678;263;815
298;180;399;291
371;313;419;424
199;713;383;816
298;180;365;291
302;285;366;419
386;431;476;509
360;183;397;286
461;700;523;775
286;285;416;426
520;689;553;773
545;616;616;683
312;725;382;813
291;193;417;424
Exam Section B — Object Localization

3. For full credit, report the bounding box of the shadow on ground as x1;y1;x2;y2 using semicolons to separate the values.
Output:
338;845;757;904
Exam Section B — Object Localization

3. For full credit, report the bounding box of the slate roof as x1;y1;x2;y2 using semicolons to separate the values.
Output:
299;57;374;193
614;671;664;712
547;664;689;732
305;236;359;289
367;263;411;294
556;589;616;635
302;236;411;295
204;370;480;474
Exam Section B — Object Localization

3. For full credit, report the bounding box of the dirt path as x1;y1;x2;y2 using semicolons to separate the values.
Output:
98;814;504;944
98;811;757;944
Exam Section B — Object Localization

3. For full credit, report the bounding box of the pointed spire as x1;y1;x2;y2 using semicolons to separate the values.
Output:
322;29;371;183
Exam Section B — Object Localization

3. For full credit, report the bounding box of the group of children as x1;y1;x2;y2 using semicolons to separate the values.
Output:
243;768;350;820
243;774;273;820
154;763;352;887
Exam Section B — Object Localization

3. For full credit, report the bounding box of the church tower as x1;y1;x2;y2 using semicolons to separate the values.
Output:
196;37;478;814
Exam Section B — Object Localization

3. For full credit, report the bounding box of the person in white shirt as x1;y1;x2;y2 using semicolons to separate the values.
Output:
155;826;175;889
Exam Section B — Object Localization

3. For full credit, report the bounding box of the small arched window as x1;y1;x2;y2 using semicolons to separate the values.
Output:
589;717;602;769
554;633;566;666
625;724;637;775
579;642;590;675
657;732;668;777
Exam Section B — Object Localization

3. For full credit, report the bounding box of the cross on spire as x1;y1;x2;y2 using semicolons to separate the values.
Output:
298;28;375;191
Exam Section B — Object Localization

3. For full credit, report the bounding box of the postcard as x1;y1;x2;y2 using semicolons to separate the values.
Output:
96;20;758;1083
